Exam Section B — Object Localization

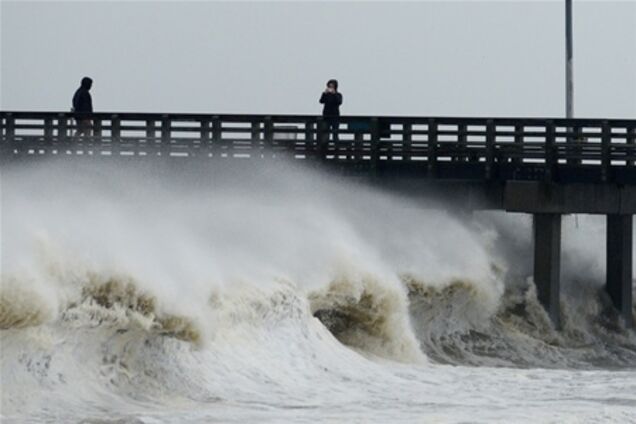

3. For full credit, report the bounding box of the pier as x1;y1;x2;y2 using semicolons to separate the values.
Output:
2;111;635;328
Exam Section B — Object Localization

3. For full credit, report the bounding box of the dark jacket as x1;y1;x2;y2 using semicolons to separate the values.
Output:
72;78;93;114
319;92;343;117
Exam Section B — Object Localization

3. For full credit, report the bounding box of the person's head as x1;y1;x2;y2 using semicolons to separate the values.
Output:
81;77;93;90
326;79;338;92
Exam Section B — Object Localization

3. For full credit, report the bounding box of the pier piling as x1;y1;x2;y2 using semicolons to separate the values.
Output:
534;213;563;329
606;214;633;328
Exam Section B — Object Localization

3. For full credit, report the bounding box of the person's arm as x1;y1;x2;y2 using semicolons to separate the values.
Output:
336;93;343;106
319;92;327;104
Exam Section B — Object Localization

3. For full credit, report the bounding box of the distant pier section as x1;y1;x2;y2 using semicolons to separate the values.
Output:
2;111;635;329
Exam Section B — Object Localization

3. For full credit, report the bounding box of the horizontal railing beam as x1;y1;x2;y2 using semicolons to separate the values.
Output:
2;110;635;185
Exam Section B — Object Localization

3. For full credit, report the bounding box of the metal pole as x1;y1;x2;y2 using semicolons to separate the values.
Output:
565;0;573;118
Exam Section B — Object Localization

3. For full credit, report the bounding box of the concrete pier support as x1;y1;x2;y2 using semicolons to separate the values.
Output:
606;214;633;328
534;213;562;329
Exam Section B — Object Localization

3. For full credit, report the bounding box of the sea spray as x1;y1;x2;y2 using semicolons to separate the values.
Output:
2;158;636;422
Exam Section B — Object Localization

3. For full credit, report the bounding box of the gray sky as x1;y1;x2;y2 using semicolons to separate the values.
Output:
1;1;635;118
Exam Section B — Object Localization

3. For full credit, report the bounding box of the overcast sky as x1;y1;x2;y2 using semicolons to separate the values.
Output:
1;1;635;118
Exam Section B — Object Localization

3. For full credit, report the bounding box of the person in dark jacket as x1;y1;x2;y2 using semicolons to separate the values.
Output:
319;79;342;141
72;77;93;136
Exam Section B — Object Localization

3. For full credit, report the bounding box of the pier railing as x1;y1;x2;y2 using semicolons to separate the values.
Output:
2;111;635;183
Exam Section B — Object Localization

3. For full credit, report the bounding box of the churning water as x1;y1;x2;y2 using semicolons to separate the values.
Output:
1;158;635;423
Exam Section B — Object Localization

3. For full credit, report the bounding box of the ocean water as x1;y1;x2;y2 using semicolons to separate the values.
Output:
1;159;635;423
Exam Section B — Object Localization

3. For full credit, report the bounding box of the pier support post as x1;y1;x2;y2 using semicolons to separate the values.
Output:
606;214;633;328
534;213;562;329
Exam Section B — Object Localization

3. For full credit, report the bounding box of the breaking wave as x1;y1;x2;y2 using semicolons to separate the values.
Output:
1;158;635;421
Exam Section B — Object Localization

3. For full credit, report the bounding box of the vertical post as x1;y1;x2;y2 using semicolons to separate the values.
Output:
606;214;633;328
111;114;121;157
304;121;315;158
545;120;556;181
7;113;17;157
251;119;261;158
565;0;574;119
601;120;611;182
565;0;574;167
427;118;437;177
513;124;523;165
91;118;101;156
568;124;582;166
370;117;380;177
44;117;53;141
485;119;495;179
534;213;562;329
353;131;364;161
161;115;170;157
457;123;467;162
0;113;10;159
317;117;328;160
144;118;155;156
5;113;15;139
146;119;155;140
211;115;222;157
58;113;68;144
93;118;102;138
403;123;412;161
198;118;210;158
628;126;636;167
264;116;274;158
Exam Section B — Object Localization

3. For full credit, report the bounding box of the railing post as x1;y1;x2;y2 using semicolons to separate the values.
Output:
44;117;53;141
485;119;495;179
628;125;636;167
199;117;211;158
160;115;170;157
93;118;102;138
111;114;121;157
58;113;68;143
2;113;15;158
370;117;380;177
199;118;210;142
251;119;261;158
211;115;221;157
575;125;584;166
143;118;154;156
427;118;437;177
567;124;581;166
5;113;15;139
317;117;328;160
403;123;412;161
601;120;611;182
456;123;466;162
264;116;273;145
354;128;364;161
145;118;155;141
513;123;523;165
304;120;315;158
544;120;555;182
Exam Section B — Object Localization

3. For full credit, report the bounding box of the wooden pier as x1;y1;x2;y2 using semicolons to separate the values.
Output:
2;111;635;328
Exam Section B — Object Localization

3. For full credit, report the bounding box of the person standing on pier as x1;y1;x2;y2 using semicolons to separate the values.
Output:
72;76;94;137
319;79;342;141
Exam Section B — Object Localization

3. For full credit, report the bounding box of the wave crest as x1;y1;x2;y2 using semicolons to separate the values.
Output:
309;275;425;363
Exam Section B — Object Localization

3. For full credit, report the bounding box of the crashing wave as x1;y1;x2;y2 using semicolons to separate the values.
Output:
0;281;53;330
309;275;425;363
